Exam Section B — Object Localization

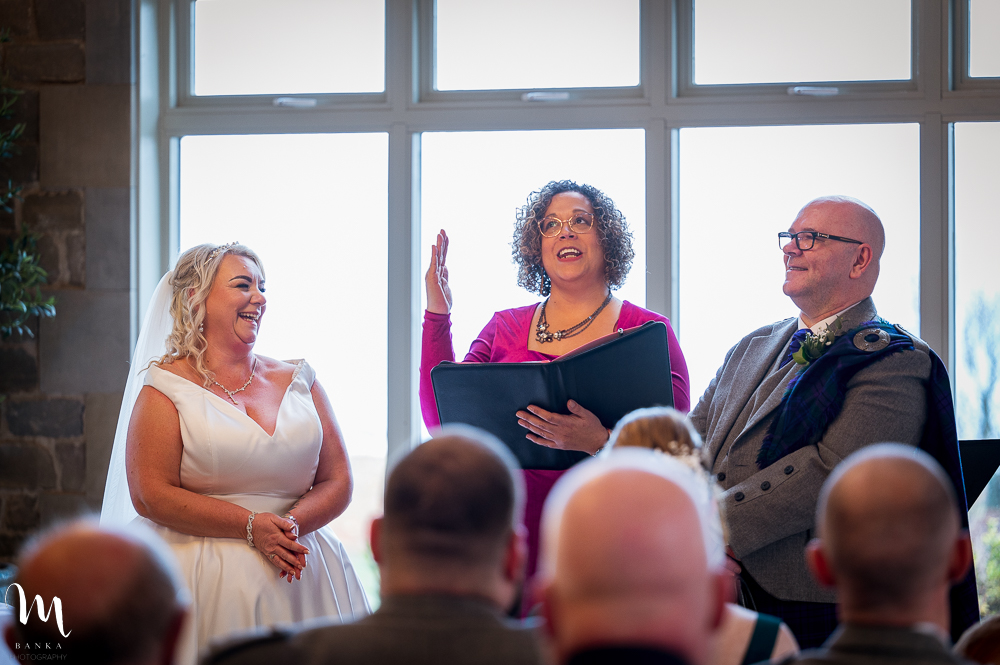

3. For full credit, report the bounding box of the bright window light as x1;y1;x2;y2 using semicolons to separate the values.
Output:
970;0;1000;78
693;0;911;85
193;0;384;95
434;0;640;90
955;122;1000;440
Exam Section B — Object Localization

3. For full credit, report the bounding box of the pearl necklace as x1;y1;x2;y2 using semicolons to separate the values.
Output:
213;356;258;405
535;293;613;344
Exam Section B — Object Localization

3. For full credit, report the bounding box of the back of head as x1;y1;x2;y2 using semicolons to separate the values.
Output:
608;407;706;472
817;444;960;614
5;520;185;665
539;450;726;665
381;425;524;577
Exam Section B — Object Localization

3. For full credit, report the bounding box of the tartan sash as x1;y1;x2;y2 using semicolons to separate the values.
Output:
756;320;912;470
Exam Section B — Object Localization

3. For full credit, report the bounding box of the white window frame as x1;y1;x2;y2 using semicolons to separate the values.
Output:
134;0;1000;465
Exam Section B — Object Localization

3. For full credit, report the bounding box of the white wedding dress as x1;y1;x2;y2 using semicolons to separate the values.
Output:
137;360;370;665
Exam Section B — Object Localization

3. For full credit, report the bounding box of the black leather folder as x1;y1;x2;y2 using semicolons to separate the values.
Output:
430;320;674;470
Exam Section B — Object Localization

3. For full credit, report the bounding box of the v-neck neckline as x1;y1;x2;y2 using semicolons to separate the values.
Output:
150;362;303;438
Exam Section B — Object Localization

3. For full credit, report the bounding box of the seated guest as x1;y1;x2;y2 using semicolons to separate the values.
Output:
956;616;1000;664
783;444;974;665
3;520;187;665
608;407;799;665
537;449;729;665
207;426;545;665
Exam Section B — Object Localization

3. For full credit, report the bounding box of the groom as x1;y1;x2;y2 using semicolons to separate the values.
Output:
690;196;976;647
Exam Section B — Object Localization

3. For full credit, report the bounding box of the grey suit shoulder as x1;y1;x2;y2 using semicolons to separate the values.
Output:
204;595;546;665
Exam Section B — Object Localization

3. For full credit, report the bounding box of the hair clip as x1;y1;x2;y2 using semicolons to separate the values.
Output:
208;242;239;261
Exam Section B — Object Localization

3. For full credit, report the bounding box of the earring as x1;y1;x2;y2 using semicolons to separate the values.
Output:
198;323;204;333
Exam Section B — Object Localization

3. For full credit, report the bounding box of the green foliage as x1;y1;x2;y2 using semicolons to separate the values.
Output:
0;230;56;339
976;516;1000;616
0;28;50;340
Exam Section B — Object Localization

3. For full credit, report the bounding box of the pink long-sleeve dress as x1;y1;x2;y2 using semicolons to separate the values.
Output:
420;300;691;583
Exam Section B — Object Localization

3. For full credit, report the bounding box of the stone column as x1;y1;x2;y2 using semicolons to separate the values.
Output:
0;0;132;561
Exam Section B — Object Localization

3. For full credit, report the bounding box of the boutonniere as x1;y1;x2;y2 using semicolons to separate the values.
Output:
792;317;844;367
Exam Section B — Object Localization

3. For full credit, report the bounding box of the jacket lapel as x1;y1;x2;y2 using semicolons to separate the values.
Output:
705;319;797;466
736;297;879;442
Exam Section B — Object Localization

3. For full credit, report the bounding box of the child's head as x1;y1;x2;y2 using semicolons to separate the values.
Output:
607;407;705;473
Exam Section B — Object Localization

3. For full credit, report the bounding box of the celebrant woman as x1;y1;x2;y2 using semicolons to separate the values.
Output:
420;180;691;579
101;242;369;665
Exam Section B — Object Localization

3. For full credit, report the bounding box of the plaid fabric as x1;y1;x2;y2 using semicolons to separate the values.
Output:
757;321;912;470
739;570;838;649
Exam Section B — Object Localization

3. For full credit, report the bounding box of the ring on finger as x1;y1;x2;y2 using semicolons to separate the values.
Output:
268;553;276;561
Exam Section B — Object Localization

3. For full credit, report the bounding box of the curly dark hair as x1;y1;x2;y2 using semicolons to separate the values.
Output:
512;180;635;297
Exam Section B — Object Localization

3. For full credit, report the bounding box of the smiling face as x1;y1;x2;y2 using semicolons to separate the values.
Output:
203;253;266;347
540;192;607;293
781;199;879;323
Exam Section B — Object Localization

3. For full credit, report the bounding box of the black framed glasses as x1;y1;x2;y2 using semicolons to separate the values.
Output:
778;231;863;251
538;212;595;238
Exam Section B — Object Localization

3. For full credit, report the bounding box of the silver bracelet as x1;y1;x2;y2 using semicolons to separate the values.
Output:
283;513;299;536
246;511;259;548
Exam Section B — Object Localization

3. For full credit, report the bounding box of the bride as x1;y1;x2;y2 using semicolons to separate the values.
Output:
101;242;369;665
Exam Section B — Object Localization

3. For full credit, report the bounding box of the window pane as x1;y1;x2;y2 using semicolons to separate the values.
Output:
693;0;911;85
434;0;640;91
955;123;1000;440
970;0;1000;78
179;133;388;603
958;124;1000;619
421;129;646;389
679;124;920;402
193;0;384;96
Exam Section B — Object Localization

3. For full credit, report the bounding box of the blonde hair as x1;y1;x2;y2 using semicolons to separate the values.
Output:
608;407;706;473
156;243;264;386
608;407;731;545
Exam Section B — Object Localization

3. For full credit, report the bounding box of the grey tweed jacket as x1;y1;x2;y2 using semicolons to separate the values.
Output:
690;298;932;603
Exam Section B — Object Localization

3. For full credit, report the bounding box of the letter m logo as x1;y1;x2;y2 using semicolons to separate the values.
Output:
4;583;72;638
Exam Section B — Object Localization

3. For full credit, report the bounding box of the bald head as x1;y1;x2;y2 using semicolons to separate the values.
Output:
799;196;885;260
539;451;727;665
5;521;185;665
812;444;968;622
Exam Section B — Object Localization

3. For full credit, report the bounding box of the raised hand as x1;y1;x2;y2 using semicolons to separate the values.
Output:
425;229;453;315
516;399;610;455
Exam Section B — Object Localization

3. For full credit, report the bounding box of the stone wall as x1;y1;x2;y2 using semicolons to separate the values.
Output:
0;0;132;561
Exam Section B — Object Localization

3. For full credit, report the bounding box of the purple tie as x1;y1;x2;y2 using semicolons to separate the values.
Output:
780;329;811;368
